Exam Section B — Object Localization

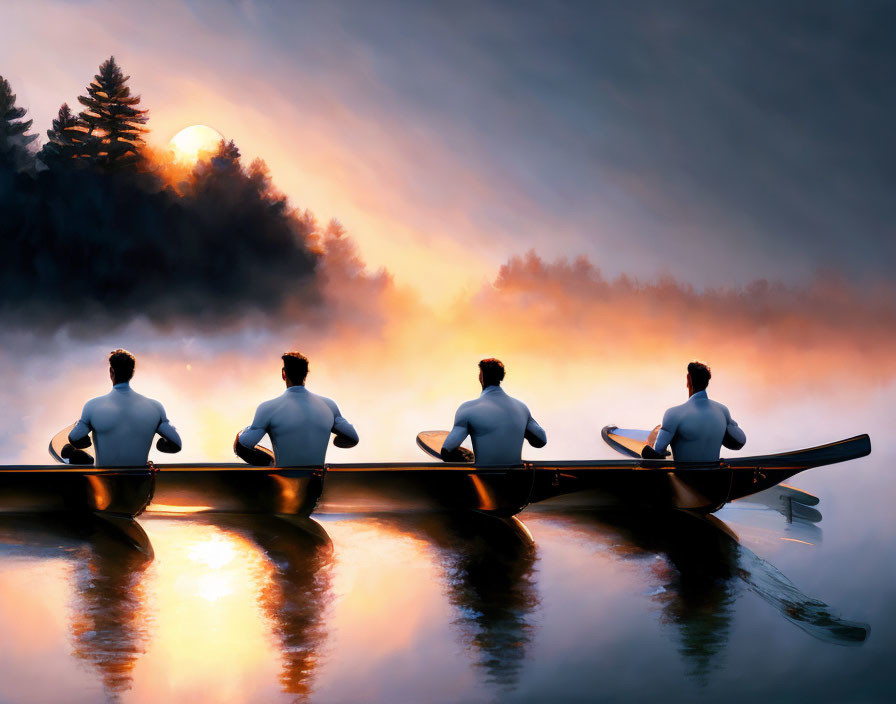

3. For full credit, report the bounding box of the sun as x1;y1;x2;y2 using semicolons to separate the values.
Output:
169;124;224;163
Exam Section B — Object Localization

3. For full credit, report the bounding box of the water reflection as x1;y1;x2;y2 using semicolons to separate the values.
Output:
0;514;152;700
209;515;333;699
549;509;869;682
369;513;539;689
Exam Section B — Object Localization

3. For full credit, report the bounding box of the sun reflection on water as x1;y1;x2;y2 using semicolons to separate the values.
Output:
188;534;237;569
130;519;283;701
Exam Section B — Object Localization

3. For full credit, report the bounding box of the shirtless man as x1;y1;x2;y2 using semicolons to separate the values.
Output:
441;358;546;465
642;361;746;462
237;351;359;466
68;349;182;466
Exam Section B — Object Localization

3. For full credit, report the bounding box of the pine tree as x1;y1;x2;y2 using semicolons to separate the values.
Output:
41;103;90;165
212;138;241;167
0;75;37;171
77;56;148;167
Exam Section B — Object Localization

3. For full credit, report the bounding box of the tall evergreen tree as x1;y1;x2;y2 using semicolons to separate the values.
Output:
77;56;148;167
0;75;37;171
40;103;89;165
212;138;241;167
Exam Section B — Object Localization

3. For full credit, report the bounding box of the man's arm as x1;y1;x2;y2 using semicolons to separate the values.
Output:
155;404;182;454
441;407;471;461
722;407;746;450
326;400;359;448
238;403;271;449
524;415;547;448
68;406;93;449
642;409;676;459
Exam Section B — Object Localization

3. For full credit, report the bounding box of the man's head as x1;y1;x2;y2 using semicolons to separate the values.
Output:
282;351;309;386
687;360;711;396
109;349;136;384
478;358;505;389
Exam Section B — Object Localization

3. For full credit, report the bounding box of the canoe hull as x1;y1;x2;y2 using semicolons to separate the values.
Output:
529;467;753;513
0;467;154;518
148;465;325;516
318;464;534;517
528;434;871;514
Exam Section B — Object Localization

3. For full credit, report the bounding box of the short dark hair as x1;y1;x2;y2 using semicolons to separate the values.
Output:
282;351;309;384
109;349;136;382
479;358;505;387
687;360;711;392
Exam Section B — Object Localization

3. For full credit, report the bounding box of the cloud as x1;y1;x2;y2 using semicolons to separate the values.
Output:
455;251;896;387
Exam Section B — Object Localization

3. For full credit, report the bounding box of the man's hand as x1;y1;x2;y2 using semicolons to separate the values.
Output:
525;428;547;448
722;430;746;450
156;437;181;454
640;445;667;460
333;433;359;448
440;446;475;463
61;444;94;465
70;434;92;450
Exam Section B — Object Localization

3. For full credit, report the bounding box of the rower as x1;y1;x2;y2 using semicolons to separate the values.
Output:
642;361;746;462
236;351;359;466
441;358;547;464
67;349;182;466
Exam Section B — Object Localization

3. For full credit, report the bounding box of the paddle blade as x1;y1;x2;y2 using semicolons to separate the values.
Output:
49;423;95;465
602;425;669;458
416;431;474;462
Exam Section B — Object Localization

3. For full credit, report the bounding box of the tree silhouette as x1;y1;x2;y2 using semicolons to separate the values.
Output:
77;56;148;167
41;103;90;165
0;68;386;333
0;75;37;171
210;138;241;172
216;138;240;162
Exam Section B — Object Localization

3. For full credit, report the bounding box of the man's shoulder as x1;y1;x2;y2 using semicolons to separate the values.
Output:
663;400;690;419
456;398;481;414
84;389;116;408
128;392;170;421
127;387;152;402
81;395;102;413
307;391;339;413
707;398;731;414
502;390;528;408
257;395;285;412
495;391;530;416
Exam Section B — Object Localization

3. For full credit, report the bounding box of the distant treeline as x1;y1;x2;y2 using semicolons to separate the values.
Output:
0;57;327;330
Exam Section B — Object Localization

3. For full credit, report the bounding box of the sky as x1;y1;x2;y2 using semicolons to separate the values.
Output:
3;0;894;299
0;0;894;462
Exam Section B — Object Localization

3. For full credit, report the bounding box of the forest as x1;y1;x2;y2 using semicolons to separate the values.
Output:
0;57;349;330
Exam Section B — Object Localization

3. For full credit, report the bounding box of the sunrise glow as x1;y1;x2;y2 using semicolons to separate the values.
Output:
168;124;223;164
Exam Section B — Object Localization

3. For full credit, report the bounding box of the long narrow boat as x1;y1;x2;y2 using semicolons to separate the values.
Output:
4;434;870;518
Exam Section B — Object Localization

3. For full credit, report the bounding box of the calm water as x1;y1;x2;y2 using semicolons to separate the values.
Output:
0;431;893;702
